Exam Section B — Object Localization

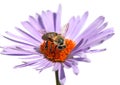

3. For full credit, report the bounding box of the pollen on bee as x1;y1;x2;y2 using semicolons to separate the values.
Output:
40;39;76;62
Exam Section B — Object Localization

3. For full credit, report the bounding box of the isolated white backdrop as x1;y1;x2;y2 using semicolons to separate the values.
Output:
0;0;120;85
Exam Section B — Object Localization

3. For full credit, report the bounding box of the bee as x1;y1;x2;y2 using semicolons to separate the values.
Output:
42;32;66;50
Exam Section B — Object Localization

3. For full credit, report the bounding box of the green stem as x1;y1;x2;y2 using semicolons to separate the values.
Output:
55;71;61;85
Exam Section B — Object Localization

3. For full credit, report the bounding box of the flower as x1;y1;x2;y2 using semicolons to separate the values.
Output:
1;5;114;85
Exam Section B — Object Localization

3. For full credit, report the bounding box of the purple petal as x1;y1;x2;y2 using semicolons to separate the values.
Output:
73;57;90;62
71;47;90;55
21;21;42;41
55;4;62;33
46;11;55;32
76;22;108;44
72;41;90;54
63;61;72;68
52;62;61;71
94;22;108;34
72;28;114;53
71;51;86;57
53;13;57;30
37;14;46;30
65;12;88;40
2;36;36;47
41;11;51;32
72;65;79;75
14;58;44;68
81;16;105;37
1;53;32;56
15;27;41;42
85;48;106;53
81;28;114;48
1;46;38;56
72;12;89;40
67;59;78;65
5;31;40;46
15;58;47;68
33;58;49;67
72;38;84;53
65;16;78;38
35;61;53;72
75;16;105;43
29;58;53;72
14;61;37;68
1;45;37;51
41;10;55;32
29;16;43;31
58;64;66;85
82;22;108;41
19;55;43;59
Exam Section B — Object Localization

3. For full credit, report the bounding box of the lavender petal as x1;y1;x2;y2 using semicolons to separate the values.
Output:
35;61;53;72
72;65;79;75
63;61;72;68
1;47;38;56
46;10;55;32
82;29;114;48
3;36;36;47
55;4;62;33
53;13;57;30
5;31;40;46
21;21;42;41
72;11;88;40
73;57;90;62
29;16;43;31
58;64;66;85
85;48;106;53
80;16;105;38
52;62;61;71
15;27;41;42
19;55;44;59
14;61;36;68
75;16;105;43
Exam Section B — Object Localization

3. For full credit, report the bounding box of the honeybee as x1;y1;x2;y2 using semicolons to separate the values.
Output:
42;32;66;50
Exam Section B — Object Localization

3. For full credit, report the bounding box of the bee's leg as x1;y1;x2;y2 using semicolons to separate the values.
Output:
50;42;54;53
45;41;48;49
54;45;57;51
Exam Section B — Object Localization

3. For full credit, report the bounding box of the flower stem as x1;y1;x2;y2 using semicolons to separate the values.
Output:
55;71;61;85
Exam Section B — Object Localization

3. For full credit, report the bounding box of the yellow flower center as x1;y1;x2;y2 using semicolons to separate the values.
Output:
40;39;76;62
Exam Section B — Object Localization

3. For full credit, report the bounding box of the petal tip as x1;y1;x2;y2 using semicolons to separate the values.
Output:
57;4;62;13
99;16;105;20
85;11;89;15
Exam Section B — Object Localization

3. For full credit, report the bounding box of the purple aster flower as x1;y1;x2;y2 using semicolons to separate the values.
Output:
0;5;114;85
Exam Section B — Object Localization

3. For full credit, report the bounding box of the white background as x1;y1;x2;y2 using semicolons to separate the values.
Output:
0;0;120;85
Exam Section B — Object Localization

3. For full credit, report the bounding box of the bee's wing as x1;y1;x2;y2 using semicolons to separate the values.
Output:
61;23;69;36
